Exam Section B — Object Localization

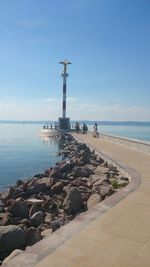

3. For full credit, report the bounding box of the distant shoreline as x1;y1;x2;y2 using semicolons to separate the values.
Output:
0;120;150;127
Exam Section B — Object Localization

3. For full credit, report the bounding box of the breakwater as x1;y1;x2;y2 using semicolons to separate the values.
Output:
0;134;129;265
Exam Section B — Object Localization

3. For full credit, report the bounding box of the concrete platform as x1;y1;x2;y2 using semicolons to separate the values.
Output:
3;133;150;267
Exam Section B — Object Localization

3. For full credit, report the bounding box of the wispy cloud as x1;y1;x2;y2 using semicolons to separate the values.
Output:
43;97;77;103
43;98;56;102
67;97;78;102
0;102;18;109
79;103;100;110
76;104;150;120
0;100;150;121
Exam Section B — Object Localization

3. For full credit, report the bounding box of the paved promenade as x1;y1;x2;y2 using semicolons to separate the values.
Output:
34;133;150;267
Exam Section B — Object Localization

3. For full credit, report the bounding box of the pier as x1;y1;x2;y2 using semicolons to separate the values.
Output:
3;132;150;267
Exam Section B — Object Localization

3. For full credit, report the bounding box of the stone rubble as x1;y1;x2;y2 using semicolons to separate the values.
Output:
0;133;129;264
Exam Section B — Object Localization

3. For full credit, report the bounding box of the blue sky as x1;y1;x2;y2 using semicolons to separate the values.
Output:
0;0;150;121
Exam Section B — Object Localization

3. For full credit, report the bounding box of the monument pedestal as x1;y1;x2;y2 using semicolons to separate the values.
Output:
58;117;70;131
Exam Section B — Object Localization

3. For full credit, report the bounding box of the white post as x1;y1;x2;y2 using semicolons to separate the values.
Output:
59;60;71;118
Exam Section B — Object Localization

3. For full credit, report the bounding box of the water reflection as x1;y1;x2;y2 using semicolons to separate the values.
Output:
0;124;61;190
40;135;60;146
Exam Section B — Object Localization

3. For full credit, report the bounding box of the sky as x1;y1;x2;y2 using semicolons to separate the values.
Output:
0;0;150;121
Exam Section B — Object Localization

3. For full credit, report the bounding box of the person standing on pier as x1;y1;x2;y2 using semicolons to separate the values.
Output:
93;123;98;137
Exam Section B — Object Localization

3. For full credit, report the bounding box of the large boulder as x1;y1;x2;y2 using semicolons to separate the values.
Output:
27;198;44;205
87;194;102;209
13;187;25;198
29;204;43;217
91;175;110;189
26;227;41;246
8;198;29;218
63;187;84;215
50;162;71;179
94;166;109;175
99;185;113;199
87;174;102;187
35;177;52;187
0;189;14;203
72;166;93;177
0;225;27;252
30;211;45;227
26;183;47;195
51;182;64;194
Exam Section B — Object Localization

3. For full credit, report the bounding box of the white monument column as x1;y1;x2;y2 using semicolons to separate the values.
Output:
62;73;68;118
58;60;71;130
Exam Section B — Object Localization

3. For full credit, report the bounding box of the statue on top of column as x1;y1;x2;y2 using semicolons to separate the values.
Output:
59;60;72;74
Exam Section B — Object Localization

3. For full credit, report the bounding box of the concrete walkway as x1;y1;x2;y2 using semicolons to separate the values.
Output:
32;134;150;267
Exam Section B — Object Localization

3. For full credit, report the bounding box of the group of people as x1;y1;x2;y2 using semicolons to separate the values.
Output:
43;123;58;130
74;122;99;137
75;122;88;134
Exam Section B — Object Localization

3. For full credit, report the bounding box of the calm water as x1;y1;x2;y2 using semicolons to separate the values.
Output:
0;122;150;191
0;123;60;191
88;125;150;141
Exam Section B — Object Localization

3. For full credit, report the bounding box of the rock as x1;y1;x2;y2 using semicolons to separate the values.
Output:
27;198;44;205
45;168;53;175
50;162;71;179
37;177;52;186
42;198;51;211
34;173;48;178
26;227;41;246
121;176;129;182
45;212;52;224
0;213;10;226
85;164;96;171
16;179;23;186
0;225;27;252
97;157;105;164
20;219;31;228
30;211;45;227
72;166;93;177
29;204;43;217
0;190;14;203
41;228;53;238
8;198;29;218
50;219;61;231
63;187;84;215
78;186;91;194
99;185;113;199
89;159;99;166
92;175;110;187
59;179;69;186
0;200;4;212
87;175;101;187
27;183;47;195
13;187;25;198
48;200;58;213
63;184;72;195
51;182;64;194
78;154;90;164
94;166;109;175
87;194;102;209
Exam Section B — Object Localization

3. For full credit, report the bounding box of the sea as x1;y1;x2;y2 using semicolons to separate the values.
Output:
0;123;61;191
0;121;150;191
